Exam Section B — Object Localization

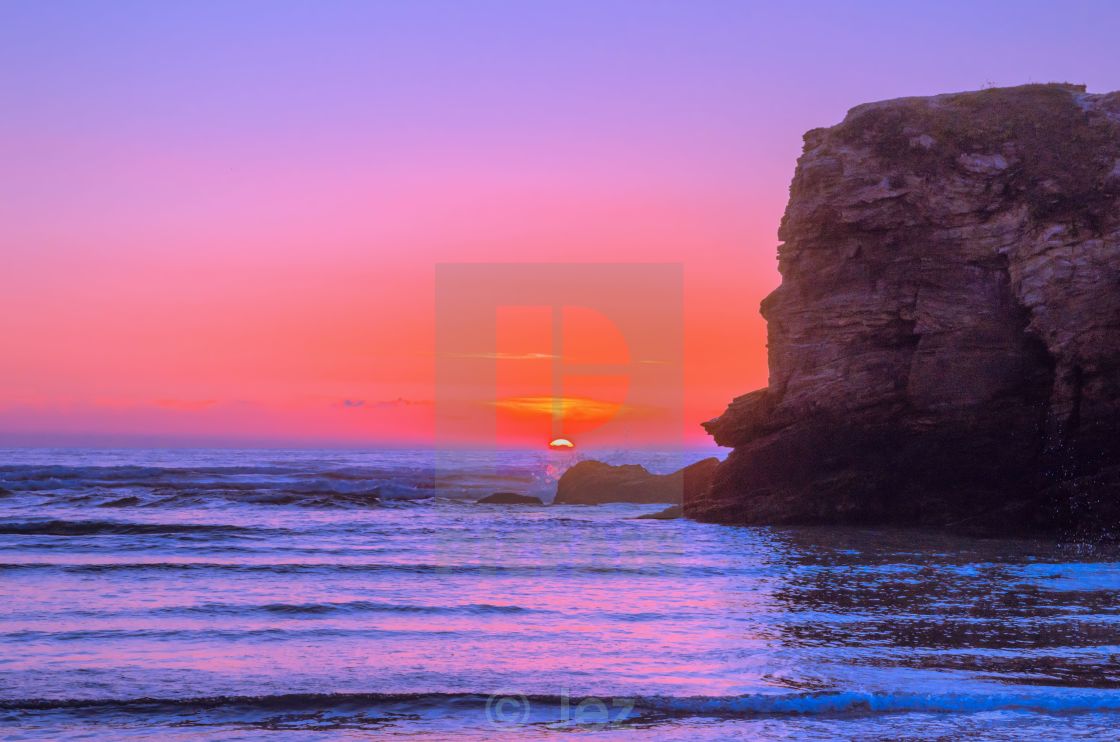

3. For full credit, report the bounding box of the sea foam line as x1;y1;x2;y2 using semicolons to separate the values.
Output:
4;689;1120;717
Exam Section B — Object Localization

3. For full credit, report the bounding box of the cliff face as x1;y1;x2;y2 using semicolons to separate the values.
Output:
690;84;1120;535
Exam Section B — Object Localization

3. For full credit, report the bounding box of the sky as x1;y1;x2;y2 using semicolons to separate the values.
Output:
2;1;1119;448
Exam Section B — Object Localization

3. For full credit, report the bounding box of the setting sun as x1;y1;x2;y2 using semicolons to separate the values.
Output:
548;438;575;449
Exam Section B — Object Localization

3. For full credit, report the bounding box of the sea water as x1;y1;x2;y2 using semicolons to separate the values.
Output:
0;448;1118;740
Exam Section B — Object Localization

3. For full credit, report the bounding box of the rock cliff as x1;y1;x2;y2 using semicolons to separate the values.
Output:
689;84;1120;536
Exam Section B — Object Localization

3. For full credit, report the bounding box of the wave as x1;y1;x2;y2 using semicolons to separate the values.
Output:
0;561;696;577
0;456;563;511
0;627;464;642
170;600;537;616
4;689;1120;718
145;488;386;508
0;520;265;536
0;464;386;484
646;689;1120;716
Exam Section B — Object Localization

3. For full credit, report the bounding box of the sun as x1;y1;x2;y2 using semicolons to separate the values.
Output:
548;438;575;450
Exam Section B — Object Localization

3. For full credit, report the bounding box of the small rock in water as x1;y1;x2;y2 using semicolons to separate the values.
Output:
476;492;543;505
637;505;683;520
554;458;718;505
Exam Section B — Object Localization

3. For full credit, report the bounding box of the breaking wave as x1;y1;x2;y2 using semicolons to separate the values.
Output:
0;461;549;506
5;689;1120;718
0;520;265;536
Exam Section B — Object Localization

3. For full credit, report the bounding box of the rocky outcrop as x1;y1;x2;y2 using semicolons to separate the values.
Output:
555;458;719;505
476;492;544;505
636;505;683;520
690;84;1120;536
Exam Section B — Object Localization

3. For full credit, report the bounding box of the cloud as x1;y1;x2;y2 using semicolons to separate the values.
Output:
443;351;672;365
443;352;558;361
492;395;622;421
339;398;433;410
153;399;219;411
372;397;433;408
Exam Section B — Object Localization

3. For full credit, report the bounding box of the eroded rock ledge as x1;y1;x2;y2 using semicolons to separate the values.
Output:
688;84;1120;536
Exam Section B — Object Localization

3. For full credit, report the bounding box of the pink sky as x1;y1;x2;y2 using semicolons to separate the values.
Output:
2;1;1118;447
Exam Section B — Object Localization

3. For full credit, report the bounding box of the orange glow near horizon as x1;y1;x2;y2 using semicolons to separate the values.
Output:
491;305;636;446
0;172;776;449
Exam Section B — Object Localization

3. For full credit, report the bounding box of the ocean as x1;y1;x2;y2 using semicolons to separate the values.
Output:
0;448;1118;740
